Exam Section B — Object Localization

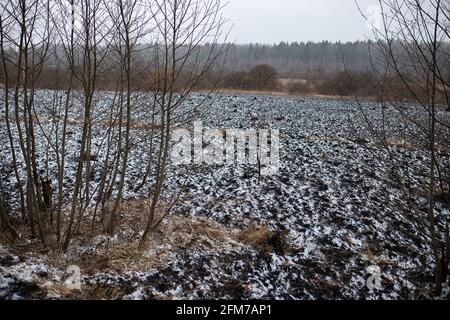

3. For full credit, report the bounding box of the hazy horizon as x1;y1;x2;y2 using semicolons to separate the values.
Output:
223;0;379;44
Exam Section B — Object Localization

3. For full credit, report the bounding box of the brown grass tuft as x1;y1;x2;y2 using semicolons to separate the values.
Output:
236;223;290;255
236;223;272;247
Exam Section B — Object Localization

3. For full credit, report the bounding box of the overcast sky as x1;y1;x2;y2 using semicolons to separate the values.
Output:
222;0;380;44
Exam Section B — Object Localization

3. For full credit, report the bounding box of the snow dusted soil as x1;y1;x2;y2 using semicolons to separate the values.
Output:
1;91;449;300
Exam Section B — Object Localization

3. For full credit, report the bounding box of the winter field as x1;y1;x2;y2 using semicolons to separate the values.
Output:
1;91;449;300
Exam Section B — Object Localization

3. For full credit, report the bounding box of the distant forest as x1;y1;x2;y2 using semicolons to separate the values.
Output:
1;40;448;94
225;41;374;78
0;41;375;86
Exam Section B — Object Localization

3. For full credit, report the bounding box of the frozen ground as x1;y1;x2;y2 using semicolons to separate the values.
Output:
0;92;449;300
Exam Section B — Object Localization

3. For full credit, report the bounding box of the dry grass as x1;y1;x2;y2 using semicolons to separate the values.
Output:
106;243;161;272
72;199;242;274
83;211;284;274
0;229;15;246
236;223;289;255
0;198;293;299
24;114;164;131
236;223;272;247
65;117;163;130
305;136;353;145
385;137;414;149
359;242;394;267
312;277;342;290
102;214;239;273
2;198;289;299
72;205;286;272
202;88;289;97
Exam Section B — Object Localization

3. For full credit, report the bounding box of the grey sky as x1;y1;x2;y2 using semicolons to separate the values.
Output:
222;0;379;44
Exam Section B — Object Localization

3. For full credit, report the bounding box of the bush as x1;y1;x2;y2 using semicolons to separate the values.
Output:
317;71;378;96
222;71;252;90
287;81;312;95
237;223;289;255
248;64;279;91
222;64;280;91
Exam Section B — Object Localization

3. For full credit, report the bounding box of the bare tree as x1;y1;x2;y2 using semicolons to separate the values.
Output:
138;0;228;249
0;0;52;245
62;0;113;251
248;64;279;91
0;0;228;256
103;0;151;234
357;0;450;296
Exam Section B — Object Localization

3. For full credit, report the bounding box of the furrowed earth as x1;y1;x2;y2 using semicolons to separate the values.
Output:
0;91;449;300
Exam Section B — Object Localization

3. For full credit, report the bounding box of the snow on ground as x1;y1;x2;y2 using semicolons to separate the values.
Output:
0;91;449;299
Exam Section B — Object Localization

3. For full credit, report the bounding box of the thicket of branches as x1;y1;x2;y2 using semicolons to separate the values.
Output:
356;0;450;296
222;64;279;91
0;0;227;251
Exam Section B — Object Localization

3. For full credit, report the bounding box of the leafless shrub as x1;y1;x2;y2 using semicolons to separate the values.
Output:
237;223;289;255
317;71;378;97
248;64;279;91
286;80;313;95
0;0;228;253
356;0;450;296
222;71;252;90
